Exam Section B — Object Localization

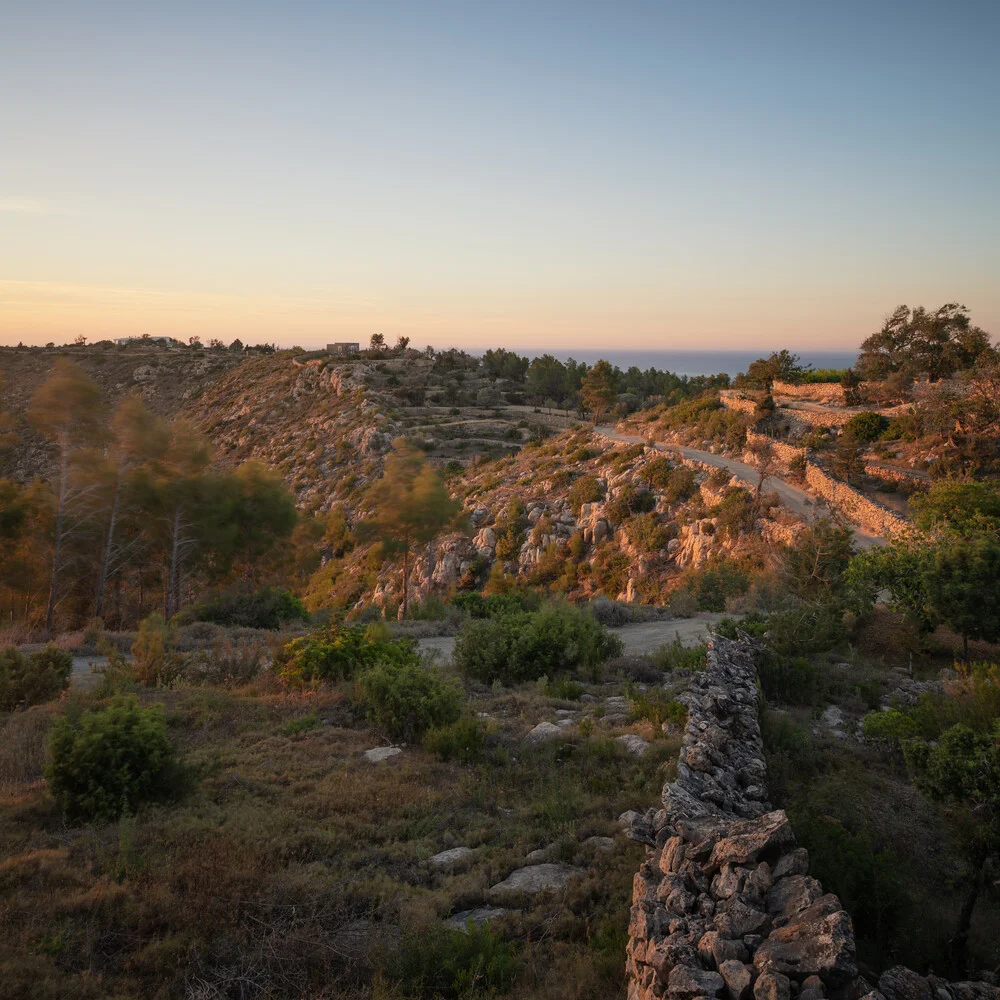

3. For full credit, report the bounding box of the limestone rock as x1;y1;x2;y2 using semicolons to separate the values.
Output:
753;903;857;986
754;972;791;1000
710;811;795;867
363;746;402;763
445;906;505;930
525;721;563;744
428;846;475;871
618;734;651;756
488;863;581;902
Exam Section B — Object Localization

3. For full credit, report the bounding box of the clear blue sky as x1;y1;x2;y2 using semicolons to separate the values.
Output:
1;0;997;350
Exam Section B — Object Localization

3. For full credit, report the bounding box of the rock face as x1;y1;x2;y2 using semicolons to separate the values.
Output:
623;636;1000;1000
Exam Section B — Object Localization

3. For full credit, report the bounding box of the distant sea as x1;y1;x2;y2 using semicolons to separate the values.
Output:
518;349;858;379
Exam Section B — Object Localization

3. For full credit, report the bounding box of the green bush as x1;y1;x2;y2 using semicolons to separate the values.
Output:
276;621;417;685
355;659;461;741
662;467;697;504
644;456;673;488
759;654;818;706
604;486;655;524
450;591;536;619
590;544;631;598
0;645;72;710
176;586;308;629
568;474;605;515
45;697;185;823
393;921;521;999
651;637;707;672
844;411;890;443
423;714;488;763
453;603;623;685
684;560;750;611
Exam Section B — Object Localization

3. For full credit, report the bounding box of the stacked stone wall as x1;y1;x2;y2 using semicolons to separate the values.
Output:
804;465;911;539
625;637;997;1000
719;392;759;416
772;382;847;404
745;432;806;468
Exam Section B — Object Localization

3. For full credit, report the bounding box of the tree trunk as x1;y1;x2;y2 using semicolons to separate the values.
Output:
166;507;183;619
95;457;125;619
949;855;985;977
44;435;70;633
400;545;409;619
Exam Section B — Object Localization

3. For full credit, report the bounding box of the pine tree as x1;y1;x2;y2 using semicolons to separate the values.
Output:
580;359;617;426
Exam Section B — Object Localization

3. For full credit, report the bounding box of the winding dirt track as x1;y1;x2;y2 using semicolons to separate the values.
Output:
595;426;886;550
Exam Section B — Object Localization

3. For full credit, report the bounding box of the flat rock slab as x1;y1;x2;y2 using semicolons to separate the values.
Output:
581;835;615;853
616;734;650;756
363;747;402;763
488;863;581;902
445;906;506;930
525;721;564;744
428;847;475;871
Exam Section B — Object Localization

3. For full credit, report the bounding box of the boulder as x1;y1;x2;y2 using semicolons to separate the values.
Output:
525;721;563;744
488;863;581;903
754;972;791;1000
618;734;651;756
363;746;402;763
428;846;474;871
445;906;505;930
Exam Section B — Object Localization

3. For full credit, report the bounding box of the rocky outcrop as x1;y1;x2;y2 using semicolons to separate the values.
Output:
625;636;997;1000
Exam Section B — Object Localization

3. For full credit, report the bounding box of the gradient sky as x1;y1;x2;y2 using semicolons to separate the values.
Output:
2;0;998;351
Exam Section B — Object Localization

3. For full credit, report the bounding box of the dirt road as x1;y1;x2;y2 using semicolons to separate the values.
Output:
596;426;885;549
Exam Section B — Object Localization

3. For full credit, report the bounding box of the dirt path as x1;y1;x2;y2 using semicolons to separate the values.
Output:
596;426;885;549
417;612;727;664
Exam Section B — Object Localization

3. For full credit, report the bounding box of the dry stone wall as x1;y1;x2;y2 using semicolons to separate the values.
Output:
804;465;911;539
626;636;998;1000
772;382;847;405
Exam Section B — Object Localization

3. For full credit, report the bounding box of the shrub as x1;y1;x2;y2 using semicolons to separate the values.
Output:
276;621;417;685
283;711;320;736
180;636;269;687
45;697;185;823
627;688;687;727
393;921;521;999
591;544;631;598
423;714;488;763
605;487;656;524
131;614;183;686
684;561;750;612
843;411;890;443
662;467;697;504
626;512;669;553
588;597;631;627
759;655;818;706
644;456;672;488
652;637;707;672
176;586;308;629
453;603;623;685
355;659;460;741
0;646;72;710
568;474;605;515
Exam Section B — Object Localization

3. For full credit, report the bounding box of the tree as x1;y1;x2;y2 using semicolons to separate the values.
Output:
832;429;865;485
857;303;993;382
746;437;778;503
482;348;529;382
910;480;1000;535
738;350;807;391
920;533;1000;659
525;354;566;402
91;396;168;619
580;359;617;425
394;335;410;354
28;360;106;631
369;333;386;354
228;338;244;352
229;461;298;584
842;411;889;443
783;519;854;599
357;441;463;618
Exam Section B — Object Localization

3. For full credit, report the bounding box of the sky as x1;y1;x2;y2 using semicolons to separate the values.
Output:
1;0;998;352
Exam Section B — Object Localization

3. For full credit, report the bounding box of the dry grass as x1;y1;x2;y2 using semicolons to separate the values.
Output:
0;667;679;1000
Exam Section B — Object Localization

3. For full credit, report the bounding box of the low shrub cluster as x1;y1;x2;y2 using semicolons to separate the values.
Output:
567;474;605;515
355;658;460;741
453;602;623;685
450;591;538;618
175;586;308;630
0;645;72;710
46;696;186;823
276;621;417;685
